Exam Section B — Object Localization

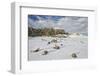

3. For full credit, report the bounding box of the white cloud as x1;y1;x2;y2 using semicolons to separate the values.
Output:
28;16;88;34
57;17;88;33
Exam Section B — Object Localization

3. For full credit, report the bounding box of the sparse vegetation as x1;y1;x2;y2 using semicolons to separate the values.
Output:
28;27;65;37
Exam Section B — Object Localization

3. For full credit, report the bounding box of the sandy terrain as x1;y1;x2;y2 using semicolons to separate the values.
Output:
28;35;88;61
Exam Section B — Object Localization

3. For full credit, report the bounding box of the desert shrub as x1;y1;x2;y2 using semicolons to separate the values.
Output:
28;27;65;37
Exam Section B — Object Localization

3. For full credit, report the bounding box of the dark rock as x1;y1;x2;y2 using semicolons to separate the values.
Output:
33;48;40;52
61;44;63;46
72;53;77;58
42;51;48;55
53;46;60;49
48;42;51;44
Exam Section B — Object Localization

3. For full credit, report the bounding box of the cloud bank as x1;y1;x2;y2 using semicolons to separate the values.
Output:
28;15;88;34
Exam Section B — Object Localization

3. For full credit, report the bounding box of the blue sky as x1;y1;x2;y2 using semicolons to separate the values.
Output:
28;15;88;34
28;15;65;21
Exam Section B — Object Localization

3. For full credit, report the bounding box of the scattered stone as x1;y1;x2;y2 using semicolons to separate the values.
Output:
53;45;60;49
48;42;51;44
51;39;57;43
33;48;40;52
42;51;48;55
71;53;77;58
61;44;63;46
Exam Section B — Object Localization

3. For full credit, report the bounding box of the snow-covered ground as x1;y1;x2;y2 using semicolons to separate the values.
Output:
28;34;88;61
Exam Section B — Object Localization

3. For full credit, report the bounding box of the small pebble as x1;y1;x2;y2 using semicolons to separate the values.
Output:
42;51;48;55
72;53;77;58
33;48;40;52
53;46;60;49
48;42;51;44
61;44;63;46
